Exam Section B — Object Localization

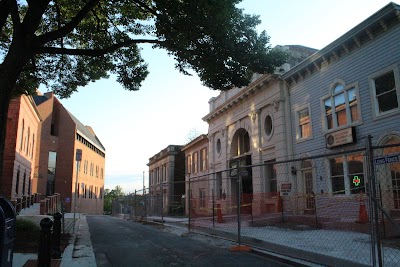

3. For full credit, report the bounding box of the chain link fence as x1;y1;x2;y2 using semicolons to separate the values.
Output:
109;137;400;266
188;137;400;267
111;187;185;222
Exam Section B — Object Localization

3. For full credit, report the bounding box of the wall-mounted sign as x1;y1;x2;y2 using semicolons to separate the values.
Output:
280;183;292;195
352;176;361;186
374;154;400;165
325;127;356;149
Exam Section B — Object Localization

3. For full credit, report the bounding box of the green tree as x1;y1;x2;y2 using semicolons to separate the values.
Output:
0;0;287;180
103;185;124;214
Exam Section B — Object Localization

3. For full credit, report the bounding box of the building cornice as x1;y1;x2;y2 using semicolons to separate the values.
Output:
282;2;400;86
202;74;280;123
182;134;208;151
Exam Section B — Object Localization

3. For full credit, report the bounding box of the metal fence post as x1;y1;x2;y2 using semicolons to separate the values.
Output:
161;186;164;225
366;135;382;267
144;189;147;221
188;177;191;232
134;190;137;220
212;188;215;228
237;163;241;246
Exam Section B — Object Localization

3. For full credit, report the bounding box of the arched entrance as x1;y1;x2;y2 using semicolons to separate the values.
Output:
379;135;400;211
229;128;253;214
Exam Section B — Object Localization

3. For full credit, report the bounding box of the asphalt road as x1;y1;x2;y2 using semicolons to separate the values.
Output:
87;216;293;267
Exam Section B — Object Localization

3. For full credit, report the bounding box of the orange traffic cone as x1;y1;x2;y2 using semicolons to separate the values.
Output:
217;203;224;223
356;193;368;223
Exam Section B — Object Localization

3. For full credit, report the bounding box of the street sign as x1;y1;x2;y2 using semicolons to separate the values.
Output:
76;149;82;161
374;154;399;165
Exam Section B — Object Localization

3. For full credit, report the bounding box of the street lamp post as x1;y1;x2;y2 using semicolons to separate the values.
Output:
73;149;82;233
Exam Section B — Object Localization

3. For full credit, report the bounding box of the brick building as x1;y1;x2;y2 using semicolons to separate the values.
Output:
2;95;41;200
34;92;105;214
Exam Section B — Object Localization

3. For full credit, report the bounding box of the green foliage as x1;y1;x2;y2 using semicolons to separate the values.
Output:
103;185;125;214
16;218;41;233
0;0;287;99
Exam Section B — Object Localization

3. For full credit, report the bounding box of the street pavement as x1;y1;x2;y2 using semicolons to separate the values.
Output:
87;215;295;267
13;205;313;267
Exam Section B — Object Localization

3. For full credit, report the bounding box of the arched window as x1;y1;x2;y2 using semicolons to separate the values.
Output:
26;127;30;154
20;119;24;150
16;166;20;194
231;128;250;157
323;81;359;130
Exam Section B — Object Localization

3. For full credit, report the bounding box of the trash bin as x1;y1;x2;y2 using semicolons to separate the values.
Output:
0;197;16;267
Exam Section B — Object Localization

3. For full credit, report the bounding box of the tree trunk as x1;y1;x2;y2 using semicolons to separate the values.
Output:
0;74;13;191
0;41;31;195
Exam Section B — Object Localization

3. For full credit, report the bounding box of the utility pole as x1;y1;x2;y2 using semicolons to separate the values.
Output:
73;149;82;233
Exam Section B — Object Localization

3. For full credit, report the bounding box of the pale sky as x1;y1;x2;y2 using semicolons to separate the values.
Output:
55;0;396;193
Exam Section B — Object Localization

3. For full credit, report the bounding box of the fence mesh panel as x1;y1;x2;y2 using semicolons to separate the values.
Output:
109;141;400;266
187;142;400;266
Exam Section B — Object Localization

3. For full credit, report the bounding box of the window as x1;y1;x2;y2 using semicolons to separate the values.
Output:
348;155;364;194
26;127;30;154
163;164;167;182
192;152;198;173
265;161;277;193
296;105;312;140
22;171;26;195
370;65;400;117
186;155;192;174
216;172;222;199
15;166;20;194
329;154;365;195
330;157;345;194
231;129;250;157
216;139;221;154
199;189;206;208
31;134;35;159
200;148;207;171
322;81;359;130
20;119;24;150
264;115;273;136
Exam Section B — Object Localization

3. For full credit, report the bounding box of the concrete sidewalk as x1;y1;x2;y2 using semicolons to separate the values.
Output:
14;206;97;267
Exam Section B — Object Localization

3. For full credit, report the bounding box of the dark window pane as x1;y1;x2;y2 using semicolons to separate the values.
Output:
377;90;398;112
375;71;395;95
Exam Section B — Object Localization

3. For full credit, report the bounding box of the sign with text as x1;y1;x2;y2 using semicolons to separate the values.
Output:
280;183;292;196
374;154;400;165
325;127;356;149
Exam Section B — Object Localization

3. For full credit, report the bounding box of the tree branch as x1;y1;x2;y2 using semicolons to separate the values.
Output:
35;0;100;45
22;0;50;36
0;0;10;32
132;0;158;17
7;0;21;33
35;39;161;56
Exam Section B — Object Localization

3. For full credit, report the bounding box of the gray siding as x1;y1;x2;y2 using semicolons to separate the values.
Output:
290;22;400;157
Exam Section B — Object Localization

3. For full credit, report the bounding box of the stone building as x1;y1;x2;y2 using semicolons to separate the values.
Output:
34;92;105;214
181;134;209;216
148;145;185;215
202;46;316;216
2;94;41;200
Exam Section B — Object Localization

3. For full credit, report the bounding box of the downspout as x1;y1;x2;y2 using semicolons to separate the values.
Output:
257;109;264;191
